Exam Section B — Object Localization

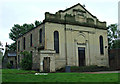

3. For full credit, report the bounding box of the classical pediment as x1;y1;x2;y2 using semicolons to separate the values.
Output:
57;3;96;19
45;3;107;29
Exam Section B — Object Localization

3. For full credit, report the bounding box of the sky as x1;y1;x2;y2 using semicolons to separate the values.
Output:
0;0;119;52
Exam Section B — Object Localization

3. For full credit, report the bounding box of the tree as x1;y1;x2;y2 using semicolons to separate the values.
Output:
9;20;41;51
7;42;16;51
20;51;32;70
107;24;120;49
35;20;41;27
0;41;4;51
112;40;120;49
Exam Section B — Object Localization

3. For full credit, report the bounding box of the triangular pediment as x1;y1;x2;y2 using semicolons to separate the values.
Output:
45;3;106;29
58;3;96;19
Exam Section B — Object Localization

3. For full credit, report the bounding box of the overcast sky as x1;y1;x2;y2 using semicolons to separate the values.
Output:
0;0;119;51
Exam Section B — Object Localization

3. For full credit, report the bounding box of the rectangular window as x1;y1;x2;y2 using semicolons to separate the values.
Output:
23;37;25;50
30;51;33;63
30;51;32;56
39;29;42;43
18;41;20;52
30;34;32;47
10;61;13;65
18;55;20;64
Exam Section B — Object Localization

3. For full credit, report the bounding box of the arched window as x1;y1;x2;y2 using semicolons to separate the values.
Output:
54;31;59;53
39;29;42;43
18;41;20;52
30;34;32;47
99;36;104;54
23;37;25;50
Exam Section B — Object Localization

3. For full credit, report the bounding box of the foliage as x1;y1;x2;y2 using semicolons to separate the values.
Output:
20;51;32;70
34;20;41;27
107;24;120;49
112;40;120;49
6;63;12;69
9;24;34;41
2;69;37;74
70;66;113;72
87;18;94;22
56;65;114;72
2;69;119;82
87;18;94;24
7;42;16;51
8;20;41;51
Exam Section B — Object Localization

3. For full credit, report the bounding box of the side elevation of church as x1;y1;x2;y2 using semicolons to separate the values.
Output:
16;3;109;72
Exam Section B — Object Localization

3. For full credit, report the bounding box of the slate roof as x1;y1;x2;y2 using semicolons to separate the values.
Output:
7;51;16;57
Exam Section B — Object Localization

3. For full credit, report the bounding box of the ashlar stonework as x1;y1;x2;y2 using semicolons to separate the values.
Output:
16;3;109;72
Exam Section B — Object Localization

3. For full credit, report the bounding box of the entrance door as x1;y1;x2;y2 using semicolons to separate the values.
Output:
43;57;50;72
78;47;85;66
10;61;13;68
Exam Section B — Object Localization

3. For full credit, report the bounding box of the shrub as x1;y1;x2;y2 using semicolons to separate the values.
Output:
20;51;32;70
6;63;12;69
56;65;113;72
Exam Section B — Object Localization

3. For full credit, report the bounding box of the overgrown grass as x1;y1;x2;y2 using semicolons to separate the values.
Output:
2;69;119;83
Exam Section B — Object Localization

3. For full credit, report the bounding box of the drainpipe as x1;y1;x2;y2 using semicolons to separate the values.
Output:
64;14;68;66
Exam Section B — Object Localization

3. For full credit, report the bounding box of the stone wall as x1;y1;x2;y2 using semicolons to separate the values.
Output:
16;3;109;71
17;24;45;70
109;49;120;69
40;50;56;72
45;12;106;29
45;22;109;69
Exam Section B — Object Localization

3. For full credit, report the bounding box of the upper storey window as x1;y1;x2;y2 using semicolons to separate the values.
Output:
54;31;59;53
18;41;20;52
30;34;32;47
39;29;42;43
23;37;25;50
99;36;104;55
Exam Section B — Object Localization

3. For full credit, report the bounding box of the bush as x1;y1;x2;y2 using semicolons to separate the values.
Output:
6;63;12;69
56;65;113;72
20;51;32;70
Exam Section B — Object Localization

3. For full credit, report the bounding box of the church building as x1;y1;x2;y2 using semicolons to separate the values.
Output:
16;3;109;72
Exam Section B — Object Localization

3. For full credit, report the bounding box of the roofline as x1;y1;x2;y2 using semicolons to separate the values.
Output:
58;3;96;18
44;20;107;30
16;3;104;40
16;22;45;40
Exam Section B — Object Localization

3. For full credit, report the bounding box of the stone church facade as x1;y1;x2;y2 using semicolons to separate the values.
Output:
16;3;109;72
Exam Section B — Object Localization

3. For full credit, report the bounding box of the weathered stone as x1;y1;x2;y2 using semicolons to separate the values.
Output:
16;3;109;72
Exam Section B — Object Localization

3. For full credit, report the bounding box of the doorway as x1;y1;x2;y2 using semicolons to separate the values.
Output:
78;47;85;66
43;57;50;72
10;61;13;68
